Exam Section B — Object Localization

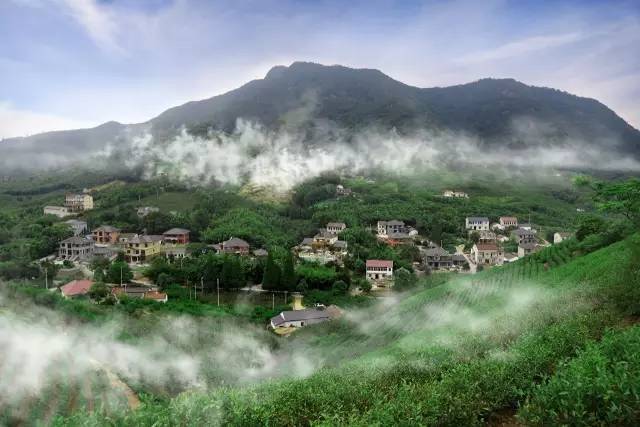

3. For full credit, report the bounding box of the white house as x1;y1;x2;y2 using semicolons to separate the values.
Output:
366;259;394;282
554;232;573;244
471;243;504;266
270;306;341;329
377;220;406;236
466;217;490;231
518;242;539;258
326;222;347;235
443;190;469;198
44;206;71;218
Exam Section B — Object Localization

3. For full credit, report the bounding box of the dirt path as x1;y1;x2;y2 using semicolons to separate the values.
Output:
89;359;140;410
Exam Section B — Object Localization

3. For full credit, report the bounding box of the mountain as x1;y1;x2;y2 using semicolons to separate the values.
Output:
2;62;639;171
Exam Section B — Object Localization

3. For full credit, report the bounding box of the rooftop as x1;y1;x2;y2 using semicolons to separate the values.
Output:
60;279;93;297
163;228;190;235
366;259;393;268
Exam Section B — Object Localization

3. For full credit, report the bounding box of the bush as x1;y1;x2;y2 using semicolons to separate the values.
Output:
332;280;348;296
520;326;640;426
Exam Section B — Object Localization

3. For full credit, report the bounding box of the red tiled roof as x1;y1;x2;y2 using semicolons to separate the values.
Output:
144;291;168;301
60;279;93;297
366;259;393;268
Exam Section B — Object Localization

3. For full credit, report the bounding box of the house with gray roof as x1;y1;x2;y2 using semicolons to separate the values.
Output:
465;217;490;231
58;236;95;261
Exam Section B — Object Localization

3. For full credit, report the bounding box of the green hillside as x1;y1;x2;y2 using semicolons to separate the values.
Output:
55;233;640;426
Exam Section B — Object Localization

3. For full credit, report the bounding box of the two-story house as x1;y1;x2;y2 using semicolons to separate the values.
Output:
64;193;94;212
377;220;406;236
125;235;164;263
471;242;504;266
366;259;394;283
92;225;121;244
499;216;518;228
466;217;490;231
58;236;95;261
163;228;190;244
511;228;537;245
326;222;347;235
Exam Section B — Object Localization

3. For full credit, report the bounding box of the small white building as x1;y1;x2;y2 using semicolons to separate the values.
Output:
44;206;71;218
554;232;573;244
466;217;490;231
326;222;347;235
366;259;394;282
270;306;341;329
443;190;469;198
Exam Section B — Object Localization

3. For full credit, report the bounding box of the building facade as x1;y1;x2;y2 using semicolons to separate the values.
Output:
163;228;190;244
366;259;394;282
65;193;94;212
58;236;95;261
44;206;71;218
472;243;504;266
92;225;121;244
125;235;164;263
466;217;490;231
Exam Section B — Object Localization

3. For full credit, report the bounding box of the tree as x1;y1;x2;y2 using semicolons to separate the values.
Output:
106;261;133;284
88;282;109;301
594;178;640;228
280;252;297;291
576;215;605;241
262;253;281;290
469;231;480;244
356;278;372;293
394;267;417;292
332;280;348;296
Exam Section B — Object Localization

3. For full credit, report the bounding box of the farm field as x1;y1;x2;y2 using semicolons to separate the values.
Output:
49;233;640;425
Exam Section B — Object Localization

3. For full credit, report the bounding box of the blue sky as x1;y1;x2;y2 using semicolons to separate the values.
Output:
1;0;639;138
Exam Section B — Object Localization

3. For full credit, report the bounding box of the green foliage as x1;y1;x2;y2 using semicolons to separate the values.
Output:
105;261;133;284
262;252;281;290
280;252;297;291
393;267;417;292
520;326;640;426
296;262;338;290
331;280;349;295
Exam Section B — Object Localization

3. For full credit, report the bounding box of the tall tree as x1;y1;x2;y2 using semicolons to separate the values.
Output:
280;252;297;291
262;252;281;290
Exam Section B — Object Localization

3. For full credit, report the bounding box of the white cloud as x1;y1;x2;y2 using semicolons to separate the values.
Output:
456;32;585;64
57;0;123;54
0;101;95;139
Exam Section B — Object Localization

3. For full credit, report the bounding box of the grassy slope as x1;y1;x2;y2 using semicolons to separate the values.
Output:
57;235;637;426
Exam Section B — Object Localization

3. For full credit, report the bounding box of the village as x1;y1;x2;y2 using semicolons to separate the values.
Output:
39;186;574;335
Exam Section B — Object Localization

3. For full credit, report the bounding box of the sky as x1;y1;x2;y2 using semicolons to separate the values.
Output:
1;0;639;139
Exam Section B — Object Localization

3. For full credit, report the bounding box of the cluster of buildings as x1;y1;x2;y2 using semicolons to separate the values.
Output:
376;220;418;246
59;279;167;303
58;226;193;264
295;222;348;264
44;193;94;218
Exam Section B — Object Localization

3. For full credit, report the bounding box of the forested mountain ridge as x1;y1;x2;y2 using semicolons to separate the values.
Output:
2;61;639;169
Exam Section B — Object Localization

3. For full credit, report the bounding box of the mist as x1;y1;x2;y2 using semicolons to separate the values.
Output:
1;116;638;188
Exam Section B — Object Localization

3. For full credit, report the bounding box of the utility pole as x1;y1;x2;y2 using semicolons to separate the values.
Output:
272;292;275;310
284;290;288;304
44;267;48;290
216;278;220;307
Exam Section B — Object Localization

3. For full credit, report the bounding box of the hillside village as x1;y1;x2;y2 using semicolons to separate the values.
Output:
30;181;575;333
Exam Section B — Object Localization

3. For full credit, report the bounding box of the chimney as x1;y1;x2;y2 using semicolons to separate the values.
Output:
292;293;304;310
